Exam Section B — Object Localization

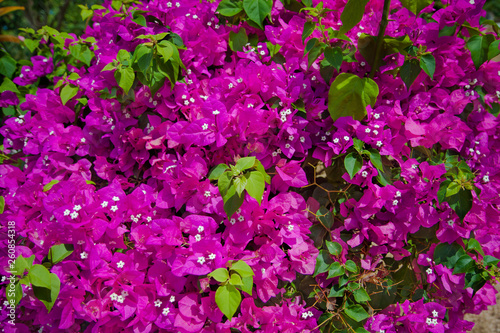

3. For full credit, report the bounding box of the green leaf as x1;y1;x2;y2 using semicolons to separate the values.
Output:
115;67;135;94
28;265;61;312
308;44;324;68
240;276;253;295
344;153;363;179
304;37;318;56
229;28;248;52
6;282;22;307
229;273;243;286
353;287;371;302
483;255;500;267
366;148;383;171
85;180;95;185
230;260;254;278
218;171;233;196
157;40;175;62
437;179;452;204
420;54;435;80
339;0;370;35
488;40;500;60
43;180;60;192
356;328;370;333
102;62;116;71
324;46;343;71
0;54;17;79
446;188;473;220
209;164;229;180
317;207;334;229
302;21;316;43
133;44;153;74
243;0;273;30
345;260;358;273
467;34;495;70
433;242;464;266
0;77;20;94
233;176;248;197
245;171;265;204
439;24;457;37
217;0;244;16
0;196;4;214
48;244;74;265
235;156;256;172
327;262;345;278
209;268;229;282
254;160;271;184
326;241;342;256
215;284;241;320
223;186;244;219
446;181;461;197
116;49;131;63
328;73;378;122
13;255;33;276
328;284;345;297
344;304;369;322
453;254;474;274
314;250;334;277
24;38;40;53
400;58;421;89
60;85;79;105
132;10;147;27
399;0;432;15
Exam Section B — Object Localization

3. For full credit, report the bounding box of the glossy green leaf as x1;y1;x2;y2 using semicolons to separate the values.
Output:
208;268;229;282
314;250;334;277
254;160;271;184
328;73;378;122
344;304;369;322
437;179;452;204
217;0;244;16
488;40;500;60
399;0;432;15
327;262;345;278
339;0;370;35
132;10;147;27
400;58;421;89
446;188;473;220
233;176;248;197
240;276;253;295
345;260;358;273
28;265;60;312
439;23;457;37
243;0;273;29
308;44;324;68
344;153;363;179
223;186;244;219
133;44;153;74
0;54;16;79
483;255;500;267
209;164;229;180
304;37;318;56
317;207;334;229
326;241;342;256
215;284;241;319
245;171;265;204
0;196;4;214
420;54;435;80
218;171;233;196
24;38;40;53
229;273;243;286
13;255;33;276
446;181;461;197
230;260;254;278
302;21;316;43
453;254;474;274
229;28;248;52
366;148;383;171
235;156;256;172
328;284;345;297
60;85;79;105
433;242;464;266
466;238;484;256
157;40;175;62
48;244;74;265
5;281;22;307
115;66;135;94
116;49;131;63
102;62;116;71
467;34;495;70
353;287;371;302
324;46;343;71
43;180;60;192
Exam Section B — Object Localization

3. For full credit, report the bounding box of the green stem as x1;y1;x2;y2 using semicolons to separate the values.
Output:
369;0;391;79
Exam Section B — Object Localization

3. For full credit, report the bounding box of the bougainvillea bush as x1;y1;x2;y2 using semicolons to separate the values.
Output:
1;0;500;331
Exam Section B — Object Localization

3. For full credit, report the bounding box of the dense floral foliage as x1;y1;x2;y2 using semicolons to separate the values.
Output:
1;0;500;332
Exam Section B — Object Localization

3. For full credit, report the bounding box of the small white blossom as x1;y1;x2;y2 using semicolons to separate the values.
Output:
361;171;368;177
184;100;190;106
208;253;216;260
260;51;265;56
344;136;350;141
121;290;128;297
238;215;245;222
321;136;326;141
228;83;234;89
202;123;209;130
300;136;305;143
230;218;236;225
411;164;418;169
204;191;211;197
70;211;79;219
170;295;176;303
373;130;379;135
301;312;309;319
175;2;180;7
112;196;120;201
189;97;195;103
195;234;201;242
198;226;204;233
117;261;125;268
289;135;294;141
213;110;220;115
426;268;433;275
432;318;438;325
376;141;383;147
432;310;439;318
64;209;71;216
162;307;170;316
110;205;118;212
73;204;82;211
116;295;125;303
285;143;291;148
101;201;109;208
81;138;86;143
426;317;432;325
110;293;118;301
365;128;371;133
483;175;489;182
197;256;206;264
80;252;88;259
373;113;380;119
392;199;398;206
447;220;454;226
154;300;162;307
395;191;401;198
287;225;294;231
333;138;339;143
237;78;243;83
